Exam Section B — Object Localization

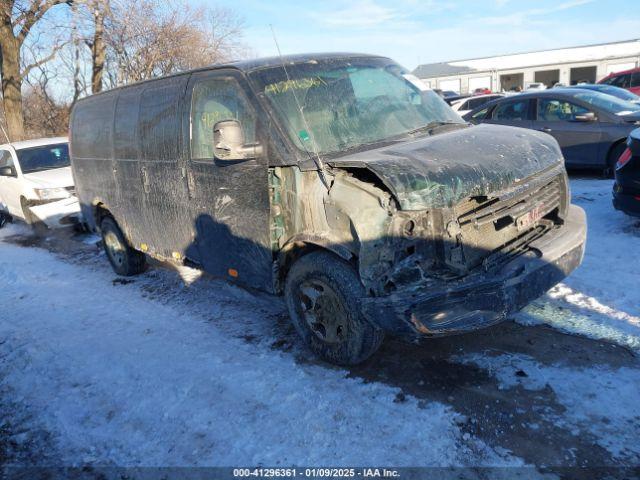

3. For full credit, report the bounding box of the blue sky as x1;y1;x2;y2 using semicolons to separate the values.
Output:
197;0;640;70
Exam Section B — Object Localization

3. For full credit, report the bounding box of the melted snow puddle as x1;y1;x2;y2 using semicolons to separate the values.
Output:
454;352;640;461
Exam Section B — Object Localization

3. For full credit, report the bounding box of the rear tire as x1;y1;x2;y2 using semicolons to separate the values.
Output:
284;251;384;365
100;216;146;276
606;142;626;178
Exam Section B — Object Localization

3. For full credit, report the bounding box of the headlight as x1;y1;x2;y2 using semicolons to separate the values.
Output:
34;187;70;200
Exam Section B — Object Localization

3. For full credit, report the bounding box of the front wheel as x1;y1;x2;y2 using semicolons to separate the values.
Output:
284;251;384;365
100;216;146;276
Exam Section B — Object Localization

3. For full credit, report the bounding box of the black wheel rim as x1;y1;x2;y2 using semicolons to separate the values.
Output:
298;279;348;344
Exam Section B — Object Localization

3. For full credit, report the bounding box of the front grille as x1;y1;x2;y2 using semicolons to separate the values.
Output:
449;174;564;272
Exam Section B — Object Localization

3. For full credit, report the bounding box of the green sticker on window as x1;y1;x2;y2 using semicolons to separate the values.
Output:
299;130;310;142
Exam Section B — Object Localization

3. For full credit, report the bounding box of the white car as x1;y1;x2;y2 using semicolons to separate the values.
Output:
525;82;547;90
0;137;81;228
450;94;505;116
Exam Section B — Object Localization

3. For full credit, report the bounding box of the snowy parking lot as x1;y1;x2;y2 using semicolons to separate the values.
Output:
1;176;639;478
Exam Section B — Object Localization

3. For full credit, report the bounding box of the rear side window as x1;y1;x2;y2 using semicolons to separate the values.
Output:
631;72;640;88
114;88;142;159
72;93;115;159
492;100;529;121
139;78;187;161
190;76;256;160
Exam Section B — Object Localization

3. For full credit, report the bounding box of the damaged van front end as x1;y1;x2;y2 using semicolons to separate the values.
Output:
327;125;586;341
251;54;586;362
271;123;585;344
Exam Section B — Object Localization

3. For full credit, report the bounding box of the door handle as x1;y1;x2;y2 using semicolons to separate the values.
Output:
141;166;151;193
539;127;552;133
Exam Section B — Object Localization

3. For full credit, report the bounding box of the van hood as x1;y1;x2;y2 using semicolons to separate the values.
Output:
22;166;74;188
328;123;563;210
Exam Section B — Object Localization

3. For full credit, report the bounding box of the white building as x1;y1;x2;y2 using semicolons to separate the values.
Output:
414;38;640;94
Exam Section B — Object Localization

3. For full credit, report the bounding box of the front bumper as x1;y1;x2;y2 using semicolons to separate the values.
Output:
361;204;587;340
28;197;82;228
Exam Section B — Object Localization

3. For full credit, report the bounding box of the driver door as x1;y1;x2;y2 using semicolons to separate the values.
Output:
185;70;273;292
532;97;602;167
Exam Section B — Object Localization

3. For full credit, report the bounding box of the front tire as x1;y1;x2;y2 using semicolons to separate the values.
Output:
284;251;384;365
100;216;146;276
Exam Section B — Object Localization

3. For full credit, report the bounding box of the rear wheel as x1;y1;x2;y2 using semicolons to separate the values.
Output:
284;251;384;365
606;142;626;178
100;216;146;276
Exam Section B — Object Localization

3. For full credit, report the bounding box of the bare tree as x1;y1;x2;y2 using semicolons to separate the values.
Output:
85;0;107;93
104;0;248;86
0;0;71;141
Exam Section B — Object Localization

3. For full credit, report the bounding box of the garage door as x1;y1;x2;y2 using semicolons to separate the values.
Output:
468;76;491;92
438;79;460;93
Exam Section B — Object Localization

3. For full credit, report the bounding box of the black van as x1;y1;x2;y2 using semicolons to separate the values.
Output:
70;53;586;365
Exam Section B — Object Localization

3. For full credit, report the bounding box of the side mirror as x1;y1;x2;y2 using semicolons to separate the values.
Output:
573;112;597;122
0;165;16;177
213;119;263;161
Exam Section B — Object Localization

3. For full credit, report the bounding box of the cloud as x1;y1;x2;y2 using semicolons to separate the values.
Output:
481;0;595;26
310;0;403;28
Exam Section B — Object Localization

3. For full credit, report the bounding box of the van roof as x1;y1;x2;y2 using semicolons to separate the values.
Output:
1;136;68;151
74;52;387;101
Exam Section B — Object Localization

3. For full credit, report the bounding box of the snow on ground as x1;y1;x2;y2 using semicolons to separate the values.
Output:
454;352;640;461
1;175;639;470
0;223;517;467
518;177;640;353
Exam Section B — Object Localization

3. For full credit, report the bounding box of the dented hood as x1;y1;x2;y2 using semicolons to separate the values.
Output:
328;124;563;210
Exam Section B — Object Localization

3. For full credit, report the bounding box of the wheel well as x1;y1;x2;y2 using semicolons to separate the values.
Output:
275;241;356;294
94;203;111;227
607;139;627;164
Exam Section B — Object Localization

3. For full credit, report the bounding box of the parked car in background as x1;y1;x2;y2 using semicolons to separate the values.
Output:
463;89;640;174
450;93;504;116
71;52;585;365
473;87;491;95
526;82;547;90
599;67;640;95
613;128;640;217
562;84;640;104
443;94;471;106
0;137;80;228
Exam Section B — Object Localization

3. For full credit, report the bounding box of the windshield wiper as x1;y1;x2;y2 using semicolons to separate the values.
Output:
405;121;464;137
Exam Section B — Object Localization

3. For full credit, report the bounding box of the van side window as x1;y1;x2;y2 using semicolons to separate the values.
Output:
0;150;14;168
190;77;256;160
139;80;185;161
73;93;115;159
114;89;141;159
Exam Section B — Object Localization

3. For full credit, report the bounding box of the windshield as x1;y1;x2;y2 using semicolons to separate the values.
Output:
250;57;464;156
573;91;640;114
16;143;70;174
597;85;640;102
